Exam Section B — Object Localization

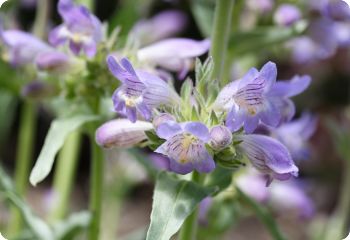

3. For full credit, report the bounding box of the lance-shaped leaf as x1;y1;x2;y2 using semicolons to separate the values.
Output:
146;172;216;240
30;114;99;186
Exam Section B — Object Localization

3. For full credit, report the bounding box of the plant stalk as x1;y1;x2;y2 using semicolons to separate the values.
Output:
210;0;234;87
88;134;104;240
178;171;205;240
7;102;36;236
33;0;50;38
49;131;81;221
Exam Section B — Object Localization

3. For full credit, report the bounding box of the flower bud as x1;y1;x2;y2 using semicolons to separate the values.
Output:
152;113;176;129
21;81;56;100
274;4;301;26
96;119;153;148
209;125;232;150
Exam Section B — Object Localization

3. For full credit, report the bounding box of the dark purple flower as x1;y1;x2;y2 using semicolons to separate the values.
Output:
274;4;301;26
137;38;210;79
214;62;280;133
271;113;317;161
49;0;102;57
155;121;215;174
270;75;311;123
0;29;53;66
236;134;298;186
209;125;232;150
95;119;153;148
131;10;187;46
107;56;180;123
149;153;170;171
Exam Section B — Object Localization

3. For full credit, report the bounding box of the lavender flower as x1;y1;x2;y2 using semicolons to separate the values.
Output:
152;113;176;129
214;62;280;133
35;51;81;74
149;153;170;171
0;29;53;66
131;10;187;46
271;113;317;161
236;134;298;186
95;119;153;148
49;0;102;57
198;197;213;226
246;0;274;13
107;56;180;122
137;38;210;79
274;4;301;26
236;170;269;202
209;125;232;150
155;121;215;174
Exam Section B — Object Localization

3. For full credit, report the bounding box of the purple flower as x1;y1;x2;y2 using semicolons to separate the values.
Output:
270;75;311;123
271;113;317;161
214;62;280;133
107;56;180;123
198;197;213;226
155;121;215;174
0;29;53;66
137;38;210;79
270;181;314;219
236;134;298;186
131;10;187;46
236;170;269;202
149;153;170;171
274;4;301;26
21;81;55;99
36;51;71;72
95;119;153;148
152;113;176;129
324;0;350;21
246;0;274;13
49;0;102;57
209;125;232;150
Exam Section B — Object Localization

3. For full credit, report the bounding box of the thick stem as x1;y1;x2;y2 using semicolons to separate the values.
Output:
210;0;234;87
49;131;81;221
178;171;205;240
88;130;104;240
7;102;36;236
33;0;50;38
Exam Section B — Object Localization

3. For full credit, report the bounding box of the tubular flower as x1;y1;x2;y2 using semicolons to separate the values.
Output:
0;29;53;66
95;119;153;148
236;134;298;186
214;62;279;133
137;38;210;79
49;0;102;57
107;56;180;122
155;121;215;174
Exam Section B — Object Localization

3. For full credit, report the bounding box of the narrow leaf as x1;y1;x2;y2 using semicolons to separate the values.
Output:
30;115;99;186
146;172;216;240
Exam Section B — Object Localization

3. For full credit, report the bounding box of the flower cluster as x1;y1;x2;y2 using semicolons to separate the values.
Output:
97;52;312;185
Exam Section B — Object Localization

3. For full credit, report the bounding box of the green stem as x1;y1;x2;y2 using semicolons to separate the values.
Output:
88;130;104;240
33;0;50;38
49;131;81;221
323;160;350;240
178;171;205;240
7;102;36;236
237;187;286;240
210;0;234;87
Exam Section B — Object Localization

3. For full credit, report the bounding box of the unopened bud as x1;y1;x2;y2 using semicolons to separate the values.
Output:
209;125;232;150
152;113;176;129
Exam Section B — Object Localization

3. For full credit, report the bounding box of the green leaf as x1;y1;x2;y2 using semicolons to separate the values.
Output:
30;114;99;186
146;172;216;240
205;166;233;193
53;211;91;240
236;187;287;240
0;166;54;240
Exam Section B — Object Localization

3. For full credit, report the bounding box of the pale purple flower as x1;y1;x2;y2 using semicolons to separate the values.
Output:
209;125;232;150
131;10;187;46
236;170;269;202
214;62;281;133
155;121;215;174
137;38;210;79
270;181;314;219
21;81;55;99
152;113;176;129
0;29;53;66
236;134;298;186
246;0;274;13
271;113;317;161
274;4;301;26
95;119;153;148
36;51;71;72
198;197;213;226
107;56;180;122
49;0;102;57
324;0;350;21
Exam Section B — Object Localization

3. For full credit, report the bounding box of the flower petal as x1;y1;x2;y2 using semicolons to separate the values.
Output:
156;121;182;139
183;122;210;142
259;61;277;90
